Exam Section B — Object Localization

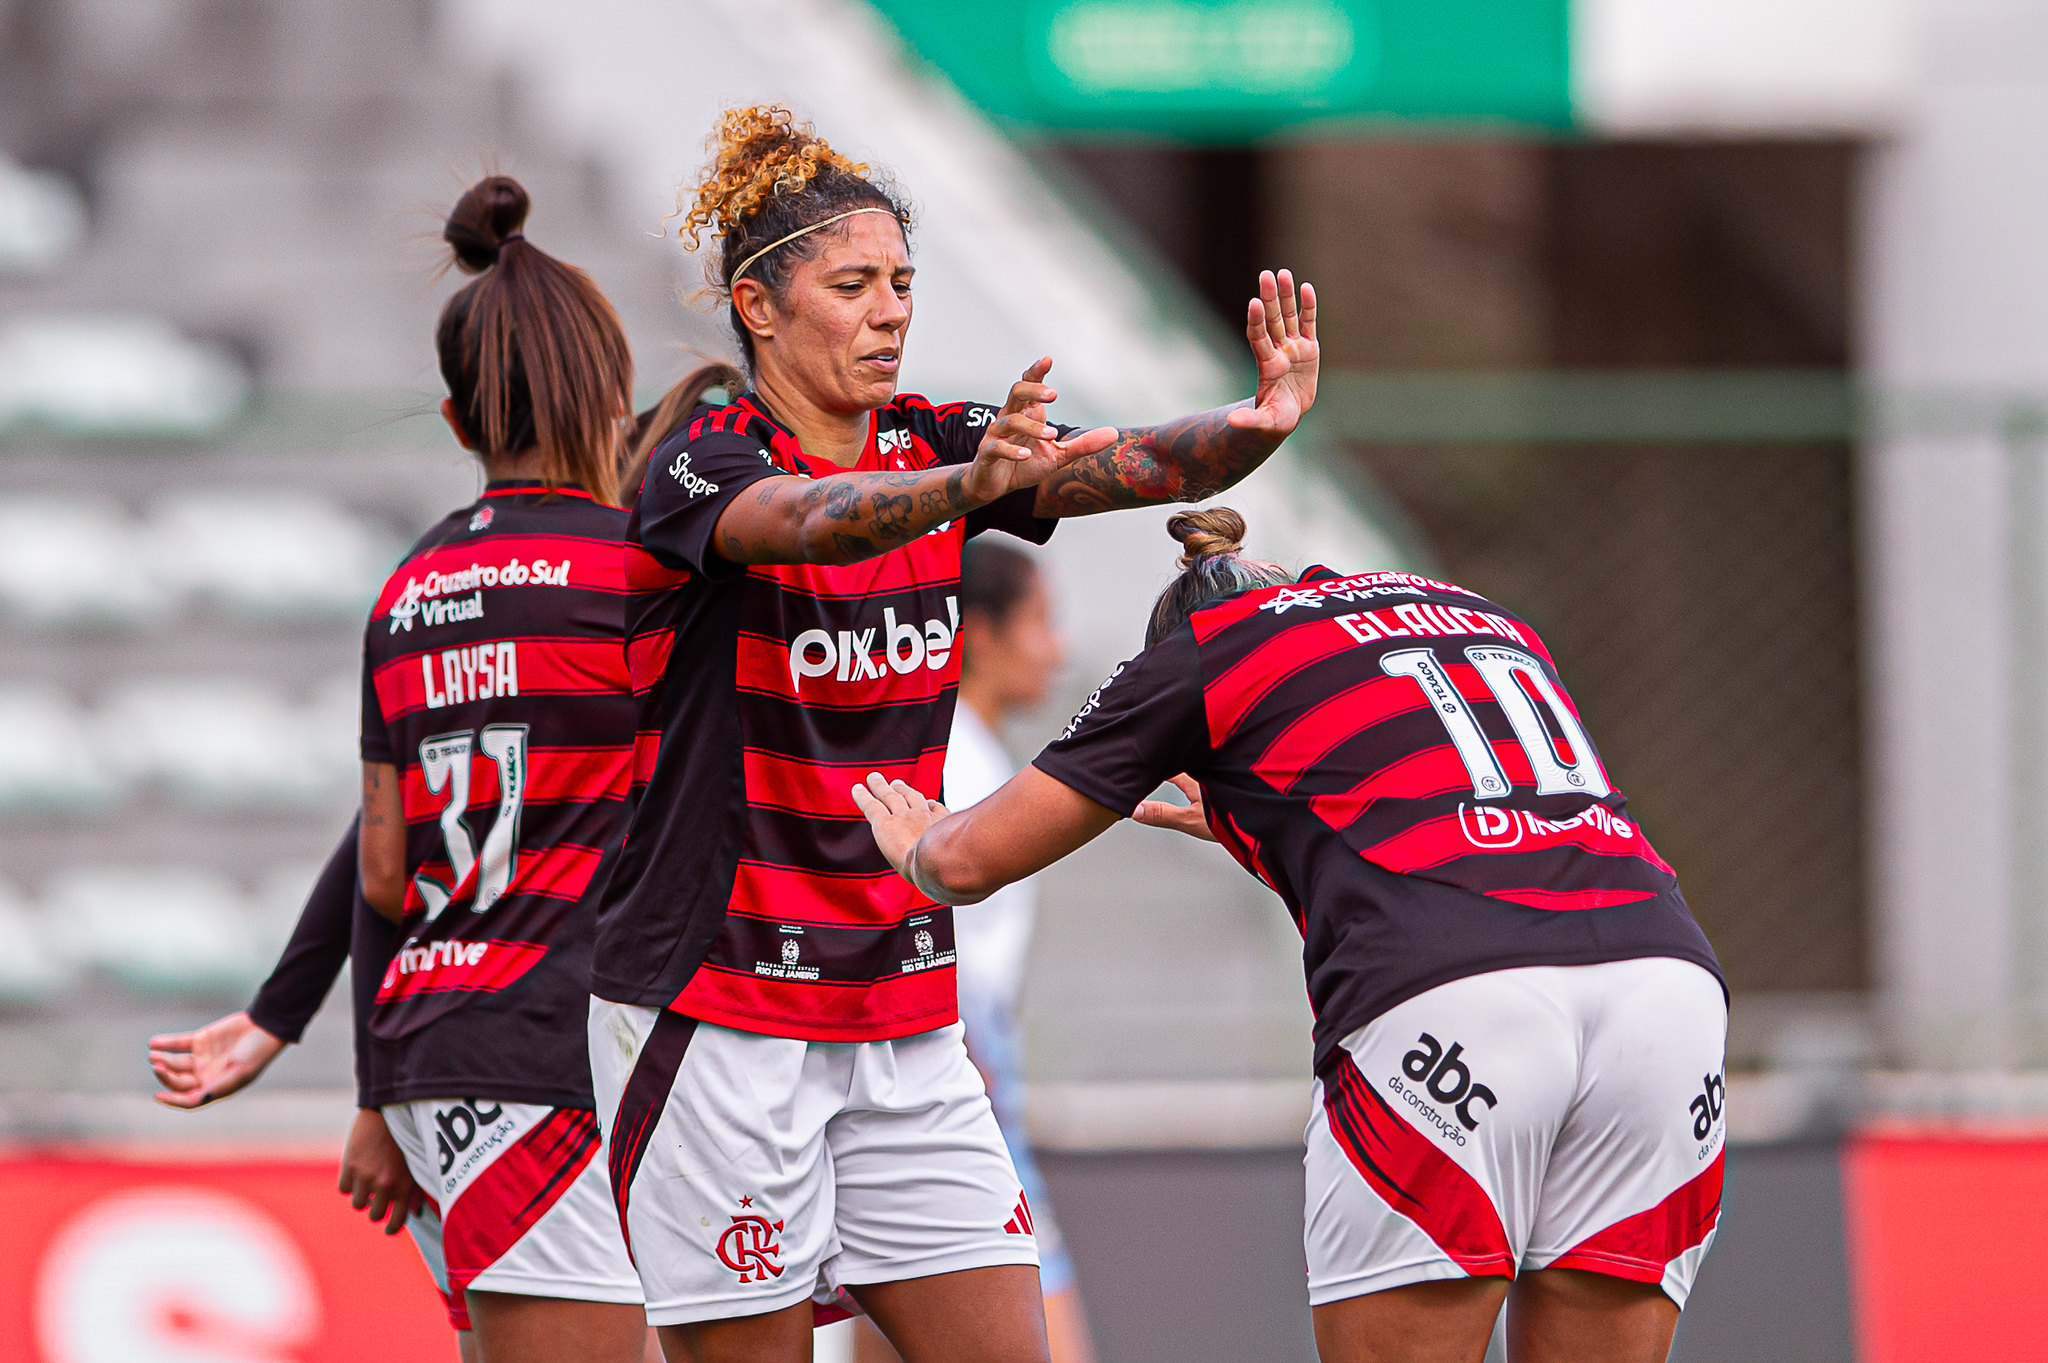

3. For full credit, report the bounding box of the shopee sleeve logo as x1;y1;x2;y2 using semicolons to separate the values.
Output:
787;597;958;691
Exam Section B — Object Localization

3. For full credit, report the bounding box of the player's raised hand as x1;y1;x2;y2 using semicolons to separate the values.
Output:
148;1010;288;1108
964;358;1116;504
1228;270;1318;438
338;1107;424;1236
852;772;950;879
1133;774;1218;842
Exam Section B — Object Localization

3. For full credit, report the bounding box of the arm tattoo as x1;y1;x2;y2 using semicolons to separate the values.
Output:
1033;404;1280;517
724;464;978;566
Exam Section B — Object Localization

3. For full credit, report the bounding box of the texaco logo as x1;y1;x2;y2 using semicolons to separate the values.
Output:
716;1199;785;1284
913;929;935;957
780;938;800;965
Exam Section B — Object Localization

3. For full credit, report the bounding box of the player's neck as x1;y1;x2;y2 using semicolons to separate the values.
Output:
751;371;869;468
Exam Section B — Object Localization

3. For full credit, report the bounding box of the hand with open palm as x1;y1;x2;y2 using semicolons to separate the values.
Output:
1229;269;1319;439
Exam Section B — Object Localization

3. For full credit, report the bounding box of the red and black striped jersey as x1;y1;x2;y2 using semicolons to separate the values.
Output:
591;393;1059;1040
359;482;634;1107
1033;566;1721;1076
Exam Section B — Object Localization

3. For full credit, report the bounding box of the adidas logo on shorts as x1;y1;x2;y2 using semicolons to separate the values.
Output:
1003;1192;1035;1236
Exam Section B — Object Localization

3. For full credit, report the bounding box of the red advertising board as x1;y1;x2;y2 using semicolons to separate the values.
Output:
1845;1130;2048;1363
0;1154;451;1363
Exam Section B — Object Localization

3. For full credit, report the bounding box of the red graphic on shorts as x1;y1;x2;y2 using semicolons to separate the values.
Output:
1004;1192;1035;1236
716;1200;785;1284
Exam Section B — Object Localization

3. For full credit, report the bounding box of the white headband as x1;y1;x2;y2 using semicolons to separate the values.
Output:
729;207;898;282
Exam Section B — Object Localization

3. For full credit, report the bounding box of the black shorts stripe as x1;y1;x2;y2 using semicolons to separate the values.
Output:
607;1010;700;1260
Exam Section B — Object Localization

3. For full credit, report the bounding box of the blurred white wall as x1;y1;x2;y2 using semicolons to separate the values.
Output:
1861;0;2048;1067
1576;0;1920;133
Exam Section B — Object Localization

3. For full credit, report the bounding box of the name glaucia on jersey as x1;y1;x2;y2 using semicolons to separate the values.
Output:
387;558;574;633
787;597;959;691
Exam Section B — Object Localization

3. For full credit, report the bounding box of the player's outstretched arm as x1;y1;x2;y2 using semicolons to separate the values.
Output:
148;1011;288;1109
1031;269;1319;518
711;359;1116;566
852;766;1120;904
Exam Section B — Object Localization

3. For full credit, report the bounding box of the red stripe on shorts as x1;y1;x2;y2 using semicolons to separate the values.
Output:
1546;1149;1724;1282
1322;1055;1516;1278
441;1108;601;1291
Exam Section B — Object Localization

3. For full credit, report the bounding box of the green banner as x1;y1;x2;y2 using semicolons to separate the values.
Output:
870;0;1570;140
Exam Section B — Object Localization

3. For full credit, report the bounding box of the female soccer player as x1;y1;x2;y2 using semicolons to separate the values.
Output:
590;106;1316;1363
852;509;1727;1363
854;540;1093;1363
354;173;648;1363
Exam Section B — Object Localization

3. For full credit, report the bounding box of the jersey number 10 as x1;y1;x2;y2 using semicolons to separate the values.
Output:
1380;645;1610;801
414;724;529;920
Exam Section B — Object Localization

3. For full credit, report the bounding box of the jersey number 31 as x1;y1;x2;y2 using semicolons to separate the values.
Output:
414;724;529;920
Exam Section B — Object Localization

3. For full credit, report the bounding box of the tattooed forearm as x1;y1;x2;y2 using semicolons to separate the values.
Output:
719;464;979;566
1032;403;1280;518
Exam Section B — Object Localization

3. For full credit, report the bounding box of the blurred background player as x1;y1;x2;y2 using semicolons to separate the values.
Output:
591;105;1316;1363
854;508;1725;1363
855;540;1093;1363
354;173;649;1363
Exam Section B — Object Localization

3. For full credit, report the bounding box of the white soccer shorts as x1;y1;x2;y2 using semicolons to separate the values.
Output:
384;1097;643;1328
588;1002;1040;1326
1305;957;1728;1309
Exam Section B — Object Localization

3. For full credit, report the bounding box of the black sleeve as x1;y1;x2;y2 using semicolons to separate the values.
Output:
933;400;1063;546
633;425;787;581
350;881;400;1108
246;823;358;1044
1032;628;1207;816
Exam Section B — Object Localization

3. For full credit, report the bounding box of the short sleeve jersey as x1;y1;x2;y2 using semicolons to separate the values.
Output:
359;483;634;1107
592;393;1059;1041
1032;566;1722;1076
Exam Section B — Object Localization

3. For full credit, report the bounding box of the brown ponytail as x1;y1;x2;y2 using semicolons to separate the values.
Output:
1145;507;1293;646
436;175;635;506
677;106;912;372
620;361;746;502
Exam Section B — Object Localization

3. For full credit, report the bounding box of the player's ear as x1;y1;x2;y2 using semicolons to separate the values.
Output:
731;278;777;343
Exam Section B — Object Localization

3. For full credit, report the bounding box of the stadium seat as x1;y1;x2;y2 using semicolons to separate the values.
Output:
0;686;124;810
0;880;72;1005
97;679;343;806
144;493;394;618
0;497;165;624
42;867;264;994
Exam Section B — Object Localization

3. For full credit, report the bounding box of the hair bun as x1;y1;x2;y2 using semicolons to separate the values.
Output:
1167;507;1247;567
444;175;533;275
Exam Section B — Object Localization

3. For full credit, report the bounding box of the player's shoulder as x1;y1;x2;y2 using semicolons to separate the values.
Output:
884;393;998;435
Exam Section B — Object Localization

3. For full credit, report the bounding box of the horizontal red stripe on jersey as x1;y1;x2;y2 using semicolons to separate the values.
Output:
1357;809;1668;880
373;534;630;616
402;842;606;916
623;544;692;592
728;861;935;928
670;961;958;1042
1204;619;1361;745
735;633;952;709
743;746;945;817
1486;886;1664;911
632;731;661;788
375;938;548;1003
1253;675;1431;793
400;747;630;814
626;627;675;696
374;636;630;719
745;527;964;600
